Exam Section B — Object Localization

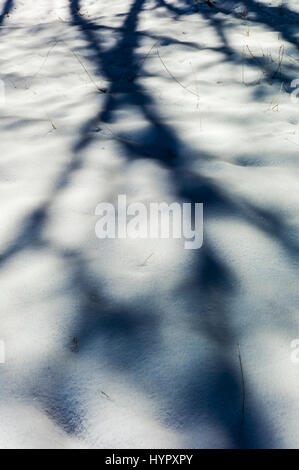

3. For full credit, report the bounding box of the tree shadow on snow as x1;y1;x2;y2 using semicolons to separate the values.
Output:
62;0;299;448
0;0;298;448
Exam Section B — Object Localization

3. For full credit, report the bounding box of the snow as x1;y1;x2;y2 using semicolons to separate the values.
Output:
0;0;299;448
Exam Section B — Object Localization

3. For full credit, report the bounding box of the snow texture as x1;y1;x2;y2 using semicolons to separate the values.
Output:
0;0;299;448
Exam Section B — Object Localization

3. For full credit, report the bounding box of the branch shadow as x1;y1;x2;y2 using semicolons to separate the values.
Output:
0;0;13;24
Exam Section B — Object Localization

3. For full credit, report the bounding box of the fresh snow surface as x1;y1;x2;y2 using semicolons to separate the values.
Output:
0;0;299;449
